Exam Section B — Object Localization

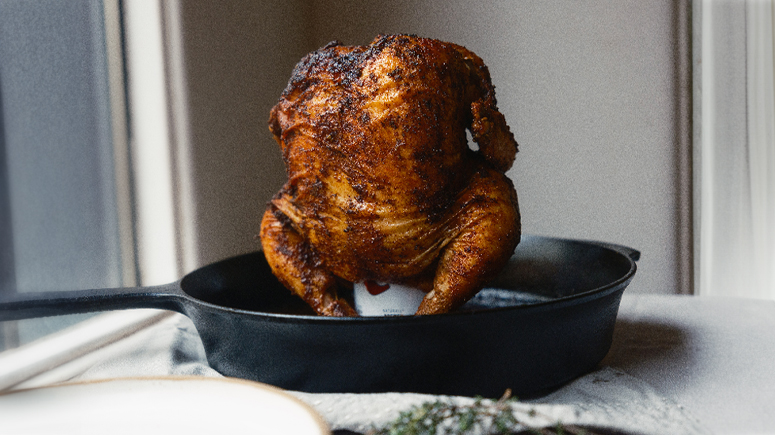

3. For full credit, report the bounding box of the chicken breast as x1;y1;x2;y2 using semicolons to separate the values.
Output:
260;34;520;316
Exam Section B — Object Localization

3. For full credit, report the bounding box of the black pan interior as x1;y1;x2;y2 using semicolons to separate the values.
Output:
179;236;634;316
180;250;316;315
475;236;632;301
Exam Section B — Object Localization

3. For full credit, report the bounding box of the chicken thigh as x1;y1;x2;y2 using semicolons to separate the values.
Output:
260;34;520;316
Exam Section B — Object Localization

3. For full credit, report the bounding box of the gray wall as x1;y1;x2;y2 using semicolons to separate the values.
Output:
175;0;308;268
178;0;691;295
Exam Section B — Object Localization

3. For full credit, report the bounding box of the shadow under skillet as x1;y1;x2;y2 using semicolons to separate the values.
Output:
600;318;691;375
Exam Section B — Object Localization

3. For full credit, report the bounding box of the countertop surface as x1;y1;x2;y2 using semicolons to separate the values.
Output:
603;295;775;434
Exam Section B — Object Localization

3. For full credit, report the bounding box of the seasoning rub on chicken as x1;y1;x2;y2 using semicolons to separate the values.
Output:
260;34;520;316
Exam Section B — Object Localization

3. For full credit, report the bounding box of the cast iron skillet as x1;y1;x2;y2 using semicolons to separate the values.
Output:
0;235;638;398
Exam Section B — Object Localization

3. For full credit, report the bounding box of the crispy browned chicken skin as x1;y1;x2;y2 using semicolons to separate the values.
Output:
260;34;520;316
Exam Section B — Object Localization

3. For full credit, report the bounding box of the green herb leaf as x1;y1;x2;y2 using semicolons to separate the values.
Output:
368;391;606;435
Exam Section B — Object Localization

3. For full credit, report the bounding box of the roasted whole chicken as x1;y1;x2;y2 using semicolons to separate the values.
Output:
260;34;520;316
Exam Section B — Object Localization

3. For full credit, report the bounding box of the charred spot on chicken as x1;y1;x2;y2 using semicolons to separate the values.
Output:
260;34;520;316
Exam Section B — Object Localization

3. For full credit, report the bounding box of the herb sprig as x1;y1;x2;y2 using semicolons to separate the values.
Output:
367;390;599;435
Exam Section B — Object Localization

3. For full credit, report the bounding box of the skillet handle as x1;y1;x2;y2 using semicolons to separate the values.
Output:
594;241;641;262
0;283;187;322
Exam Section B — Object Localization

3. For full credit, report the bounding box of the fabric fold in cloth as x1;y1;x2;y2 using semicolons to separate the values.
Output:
291;367;711;434
9;311;221;390
8;312;711;434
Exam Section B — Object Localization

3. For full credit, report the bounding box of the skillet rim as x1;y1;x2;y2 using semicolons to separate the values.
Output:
179;235;638;324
